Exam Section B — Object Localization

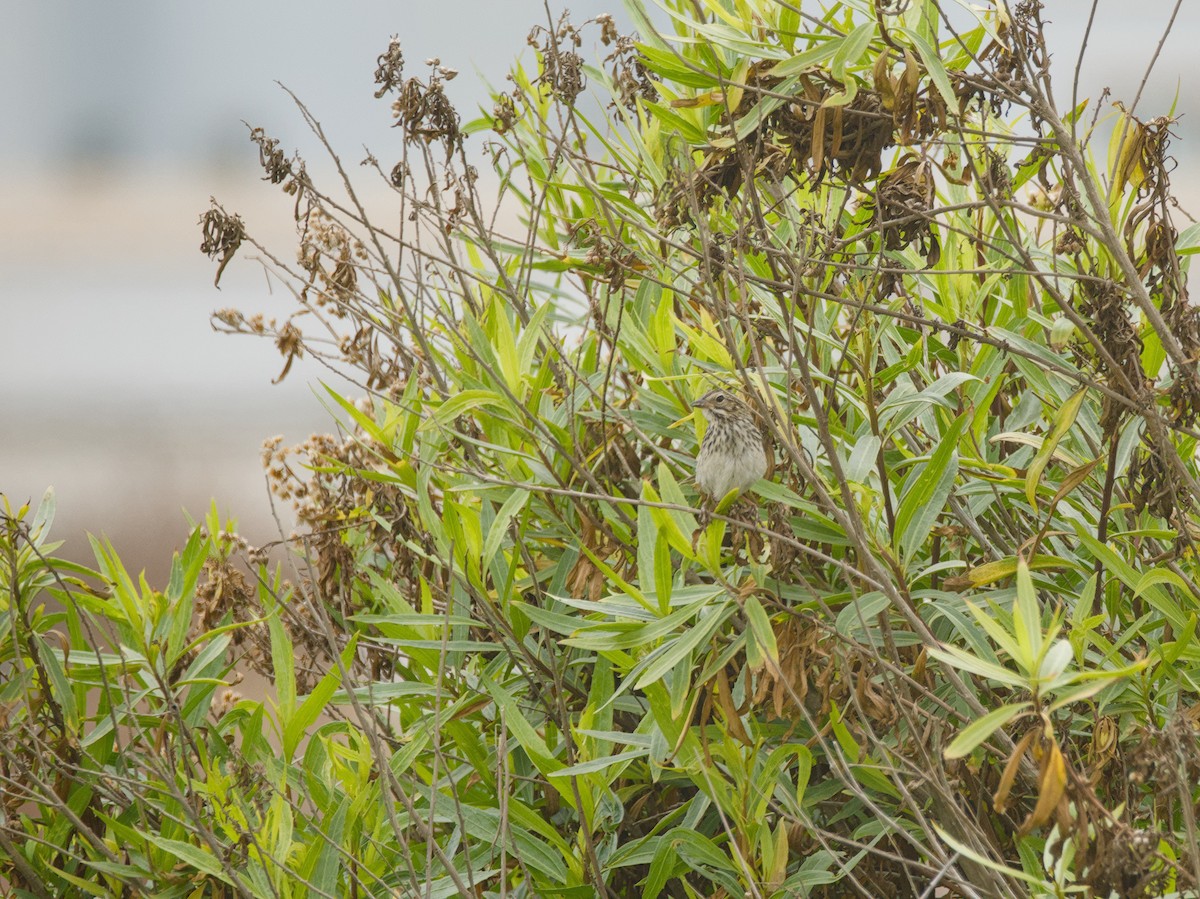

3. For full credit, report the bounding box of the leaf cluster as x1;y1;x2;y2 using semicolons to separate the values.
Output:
7;1;1200;896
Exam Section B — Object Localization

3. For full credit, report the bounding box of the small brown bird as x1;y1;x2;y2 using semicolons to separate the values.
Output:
692;389;767;499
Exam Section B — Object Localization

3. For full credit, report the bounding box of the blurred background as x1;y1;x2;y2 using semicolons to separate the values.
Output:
2;1;1197;581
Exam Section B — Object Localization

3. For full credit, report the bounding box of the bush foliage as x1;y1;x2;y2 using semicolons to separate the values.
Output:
7;1;1200;896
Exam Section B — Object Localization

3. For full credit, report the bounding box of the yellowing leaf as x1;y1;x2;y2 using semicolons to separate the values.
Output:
993;728;1038;813
1020;737;1067;835
1025;388;1087;510
966;554;1070;587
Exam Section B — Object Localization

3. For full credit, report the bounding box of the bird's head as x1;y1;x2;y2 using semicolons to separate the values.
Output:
692;389;748;421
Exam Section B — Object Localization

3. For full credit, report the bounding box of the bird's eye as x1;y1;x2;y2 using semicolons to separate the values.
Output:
714;394;725;403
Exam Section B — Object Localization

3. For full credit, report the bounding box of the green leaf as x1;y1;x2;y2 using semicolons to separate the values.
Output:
1011;557;1042;671
844;434;881;484
141;834;235;886
836;591;890;641
897;27;959;113
645;838;680;899
165;527;208;669
733;74;801;140
516;300;553;374
965;554;1073;587
1036;638;1074;686
427;388;508;426
768;38;839;78
1161;613;1199;665
754;743;813;819
1177;221;1200;255
637;488;660;612
1076;527;1189;629
743;594;779;667
634;600;732;689
286;633;357;758
894;411;967;562
548;748;648;777
1026;388;1086;509
29;486;57;543
944;702;1030;759
933;827;1054;889
645;101;710;145
322;381;389;445
1045;678;1120;712
964;600;1026;667
35;635;77;730
266;597;295;719
672;829;743;893
299;798;346;894
928;644;1027;688
636;43;724;88
483;680;583;815
654;529;673;611
831;23;875;81
482;488;530;571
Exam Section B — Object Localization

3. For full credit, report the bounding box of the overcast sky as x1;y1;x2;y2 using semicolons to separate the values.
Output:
1;0;1196;577
1;2;1196;171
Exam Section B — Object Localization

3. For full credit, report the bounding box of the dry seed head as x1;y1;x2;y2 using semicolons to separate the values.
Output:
373;37;404;97
214;308;243;328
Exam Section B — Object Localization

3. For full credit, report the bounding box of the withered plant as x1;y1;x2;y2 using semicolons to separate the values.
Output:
7;2;1200;896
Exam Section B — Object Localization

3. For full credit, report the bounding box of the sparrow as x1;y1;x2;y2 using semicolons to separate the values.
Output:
692;389;767;499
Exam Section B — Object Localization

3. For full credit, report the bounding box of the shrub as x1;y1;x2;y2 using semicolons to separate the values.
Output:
6;1;1200;895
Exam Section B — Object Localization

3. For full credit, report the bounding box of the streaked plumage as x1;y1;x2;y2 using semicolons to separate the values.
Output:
692;389;767;498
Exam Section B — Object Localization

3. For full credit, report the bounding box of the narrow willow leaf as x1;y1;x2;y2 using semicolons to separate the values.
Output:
1076;527;1188;629
1045;678;1118;712
34;635;77;730
944;702;1030;759
1161;614;1200;665
141;834;235;886
897;27;958;112
634;604;730;690
831;23;875;82
928;644;1026;688
1026;388;1086;510
768;38;839;78
548;748;648;777
932;827;1053;889
266;601;295;719
426;388;507;426
964;600;1025;665
1036;639;1074;686
743;594;778;667
286;634;357;758
322;381;389;445
844;434;880;484
1177;220;1200;255
1011;558;1042;671
1046;458;1100;512
481;488;530;572
965;554;1072;587
895;411;966;562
